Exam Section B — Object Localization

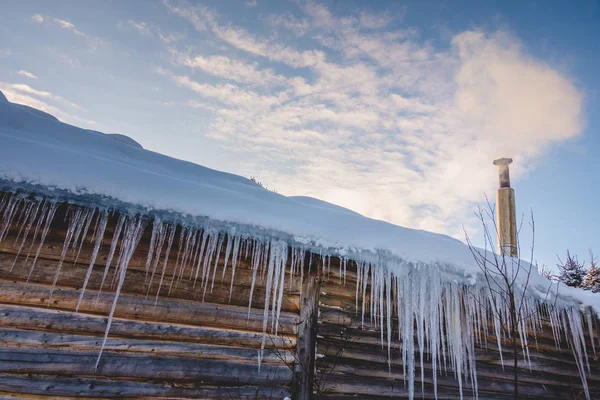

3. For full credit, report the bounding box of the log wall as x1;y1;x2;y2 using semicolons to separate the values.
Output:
0;204;297;399
0;196;599;399
315;261;600;399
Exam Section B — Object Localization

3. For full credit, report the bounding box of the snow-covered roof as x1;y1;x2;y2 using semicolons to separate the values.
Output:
0;90;598;313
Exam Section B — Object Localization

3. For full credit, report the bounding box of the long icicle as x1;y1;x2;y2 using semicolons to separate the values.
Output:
95;216;145;370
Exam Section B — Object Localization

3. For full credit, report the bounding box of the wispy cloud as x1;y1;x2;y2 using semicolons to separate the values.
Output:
245;0;258;7
31;13;106;52
31;14;85;36
45;46;80;67
161;1;584;237
0;82;95;127
170;51;285;86
16;70;37;79
123;19;186;44
127;20;152;36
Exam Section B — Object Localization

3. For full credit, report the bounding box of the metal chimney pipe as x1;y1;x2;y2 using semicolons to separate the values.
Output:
493;158;518;257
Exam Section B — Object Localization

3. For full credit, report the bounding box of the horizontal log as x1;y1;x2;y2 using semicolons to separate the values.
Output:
316;336;600;387
0;328;295;366
315;372;573;399
0;348;294;386
0;280;299;335
0;304;295;349
316;354;595;395
0;252;300;313
318;307;598;357
316;321;599;375
0;373;291;398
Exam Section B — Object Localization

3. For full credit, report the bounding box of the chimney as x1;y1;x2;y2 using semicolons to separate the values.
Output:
493;158;518;257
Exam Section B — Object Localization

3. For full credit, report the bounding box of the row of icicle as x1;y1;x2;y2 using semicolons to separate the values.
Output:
0;191;595;399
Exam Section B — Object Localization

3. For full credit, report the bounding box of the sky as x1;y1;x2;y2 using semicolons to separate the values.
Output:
0;0;598;272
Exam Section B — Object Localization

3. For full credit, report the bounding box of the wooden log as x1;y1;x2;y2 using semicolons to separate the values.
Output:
0;328;295;366
318;306;599;357
0;280;299;335
0;373;291;398
315;373;569;399
0;348;294;386
316;322;600;376
315;335;600;386
315;354;596;394
0;304;295;349
0;252;300;313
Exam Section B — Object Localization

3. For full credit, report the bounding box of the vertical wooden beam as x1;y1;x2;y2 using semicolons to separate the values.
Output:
294;256;321;400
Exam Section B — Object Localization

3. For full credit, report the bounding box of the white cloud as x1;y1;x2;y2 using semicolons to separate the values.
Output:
171;51;284;86
54;18;82;35
17;70;37;79
162;2;584;238
30;14;106;52
127;20;152;36
123;18;185;44
245;0;258;7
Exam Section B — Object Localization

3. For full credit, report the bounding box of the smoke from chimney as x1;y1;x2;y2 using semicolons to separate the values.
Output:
493;158;518;257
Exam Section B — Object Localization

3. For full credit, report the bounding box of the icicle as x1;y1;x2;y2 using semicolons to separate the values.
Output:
176;228;197;288
147;221;167;296
208;233;225;294
168;226;189;295
97;214;126;299
199;231;217;291
274;244;287;336
385;268;392;373
10;199;42;272
247;239;263;316
192;229;208;287
585;307;596;358
154;223;176;303
220;233;233;282
228;235;241;301
95;216;145;370
26;201;58;281
144;218;161;283
76;210;108;311
48;207;86;303
184;229;200;283
13;199;35;242
24;201;49;265
0;195;21;243
299;248;305;301
71;207;95;265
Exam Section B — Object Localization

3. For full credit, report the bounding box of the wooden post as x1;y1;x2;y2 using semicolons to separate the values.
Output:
294;255;321;400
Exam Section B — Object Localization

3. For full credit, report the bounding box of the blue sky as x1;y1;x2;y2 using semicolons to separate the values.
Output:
0;0;598;271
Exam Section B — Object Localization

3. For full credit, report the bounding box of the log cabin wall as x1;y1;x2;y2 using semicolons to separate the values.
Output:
0;198;298;399
0;193;599;399
316;260;600;399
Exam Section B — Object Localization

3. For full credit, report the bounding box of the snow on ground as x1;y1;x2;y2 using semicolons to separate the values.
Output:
0;90;598;313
